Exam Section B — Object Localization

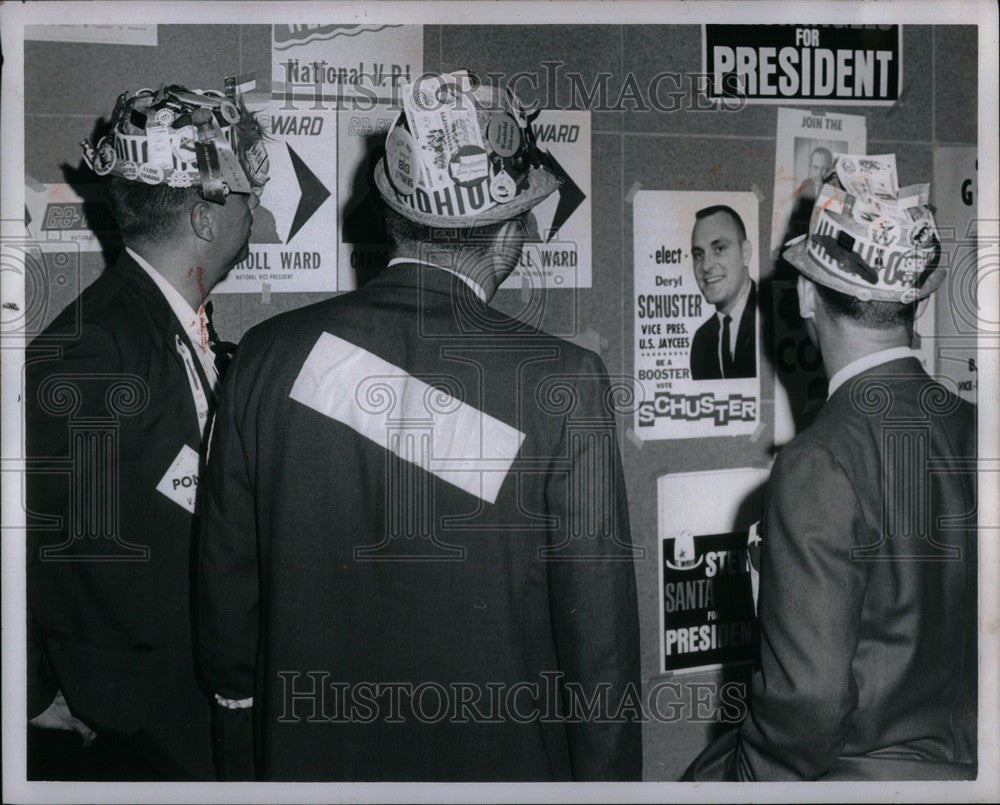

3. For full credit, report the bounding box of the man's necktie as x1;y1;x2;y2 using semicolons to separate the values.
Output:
203;300;237;378
721;314;734;378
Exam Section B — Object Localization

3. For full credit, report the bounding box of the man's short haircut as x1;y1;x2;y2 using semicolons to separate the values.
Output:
105;178;202;242
694;205;747;242
383;207;522;254
104;87;267;243
811;146;833;163
814;281;915;330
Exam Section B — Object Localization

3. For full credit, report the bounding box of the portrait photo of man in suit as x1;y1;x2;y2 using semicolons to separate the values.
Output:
197;71;642;782
25;83;269;781
688;205;757;380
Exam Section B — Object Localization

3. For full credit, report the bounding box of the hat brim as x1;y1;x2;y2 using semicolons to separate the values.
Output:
782;235;946;302
374;159;559;228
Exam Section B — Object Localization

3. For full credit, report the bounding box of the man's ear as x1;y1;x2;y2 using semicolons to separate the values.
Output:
797;274;817;320
741;238;752;268
190;201;216;243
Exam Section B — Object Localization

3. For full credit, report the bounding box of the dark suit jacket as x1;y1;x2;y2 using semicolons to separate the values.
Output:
690;280;757;380
684;357;977;781
198;262;643;781
26;253;215;780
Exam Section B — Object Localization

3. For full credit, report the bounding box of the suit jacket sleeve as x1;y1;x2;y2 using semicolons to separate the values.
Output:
197;340;259;704
25;321;123;719
543;350;642;781
733;442;869;780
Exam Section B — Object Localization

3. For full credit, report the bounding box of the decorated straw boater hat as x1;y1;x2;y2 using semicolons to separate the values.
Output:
80;78;269;204
374;70;560;227
782;153;944;303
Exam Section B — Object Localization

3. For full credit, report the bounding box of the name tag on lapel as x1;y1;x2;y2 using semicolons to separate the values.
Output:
156;444;200;513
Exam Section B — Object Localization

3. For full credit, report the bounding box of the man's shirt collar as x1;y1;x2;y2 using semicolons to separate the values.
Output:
387;256;488;302
827;346;916;397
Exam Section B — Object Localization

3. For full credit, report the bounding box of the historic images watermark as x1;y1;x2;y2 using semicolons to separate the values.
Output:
277;672;748;726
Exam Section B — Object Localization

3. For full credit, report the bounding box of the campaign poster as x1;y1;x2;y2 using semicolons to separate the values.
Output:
702;24;902;105
770;107;866;257
24;178;116;252
338;108;593;292
499;110;592;290
214;96;337;294
337;103;400;289
933;146;980;403
633;191;761;440
658;468;768;674
271;24;422;105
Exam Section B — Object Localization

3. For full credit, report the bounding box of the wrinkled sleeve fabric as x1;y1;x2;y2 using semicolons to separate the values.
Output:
543;350;643;781
733;442;869;780
25;323;123;719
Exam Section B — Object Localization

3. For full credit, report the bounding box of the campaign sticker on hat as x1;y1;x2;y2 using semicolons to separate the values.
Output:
166;170;193;188
154;107;176;127
121;160;139;181
139;163;164;185
489;166;517;203
218;99;240;124
146;125;174;169
386;125;418;195
172;128;198;165
869;216;899;247
92;141;117;176
486;113;521;158
242;139;270;187
448;145;489;188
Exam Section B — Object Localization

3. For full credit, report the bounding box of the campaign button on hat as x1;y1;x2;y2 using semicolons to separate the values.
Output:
154;108;176;127
486;113;521;158
218;99;240;124
449;145;489;188
139;163;165;184
385;125;418;195
121;161;139;181
166;170;193;188
92;141;117;176
489;166;517;203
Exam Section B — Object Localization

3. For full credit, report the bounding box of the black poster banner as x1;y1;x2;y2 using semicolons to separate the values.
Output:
703;24;902;105
661;531;758;673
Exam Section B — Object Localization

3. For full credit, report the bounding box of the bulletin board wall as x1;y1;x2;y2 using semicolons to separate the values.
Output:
22;23;979;780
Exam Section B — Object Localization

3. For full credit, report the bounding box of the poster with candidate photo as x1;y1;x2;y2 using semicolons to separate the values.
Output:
633;191;761;440
770;107;866;258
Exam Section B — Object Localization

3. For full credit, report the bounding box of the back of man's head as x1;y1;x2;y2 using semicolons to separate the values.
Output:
105;177;201;244
813;281;915;332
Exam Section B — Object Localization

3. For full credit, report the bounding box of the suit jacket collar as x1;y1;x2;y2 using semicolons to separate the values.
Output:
106;250;216;405
364;260;487;307
106;250;182;335
827;356;927;404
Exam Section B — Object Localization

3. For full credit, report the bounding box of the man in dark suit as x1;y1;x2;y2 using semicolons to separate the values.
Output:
684;155;976;780
688;205;757;380
198;72;642;781
26;83;269;780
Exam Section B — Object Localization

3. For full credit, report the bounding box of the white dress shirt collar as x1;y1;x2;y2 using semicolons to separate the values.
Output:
387;256;488;302
827;346;916;398
126;247;218;386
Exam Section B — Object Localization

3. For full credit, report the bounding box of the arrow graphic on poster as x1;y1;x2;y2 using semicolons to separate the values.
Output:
544;150;586;243
286;143;331;244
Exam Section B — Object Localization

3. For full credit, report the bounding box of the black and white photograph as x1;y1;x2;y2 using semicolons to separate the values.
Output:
1;2;997;803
